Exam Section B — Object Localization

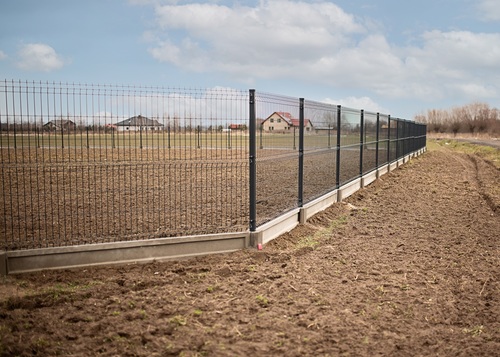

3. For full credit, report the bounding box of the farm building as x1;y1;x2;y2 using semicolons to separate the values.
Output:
115;115;164;132
261;112;313;132
43;119;76;132
228;124;247;131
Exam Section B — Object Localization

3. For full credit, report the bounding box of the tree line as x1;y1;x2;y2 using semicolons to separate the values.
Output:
415;102;500;136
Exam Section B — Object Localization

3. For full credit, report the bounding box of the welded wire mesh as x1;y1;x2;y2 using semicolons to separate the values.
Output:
253;92;300;225
302;100;338;203
250;97;427;227
339;107;361;185
362;111;378;174
378;114;390;166
1;80;427;251
1;80;248;250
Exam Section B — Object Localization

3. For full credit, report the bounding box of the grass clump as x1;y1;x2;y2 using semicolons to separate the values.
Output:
256;294;269;307
297;215;348;250
169;315;187;326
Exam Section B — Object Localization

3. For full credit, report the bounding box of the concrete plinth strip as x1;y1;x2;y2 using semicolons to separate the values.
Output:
362;170;377;188
300;189;338;224
256;208;301;246
338;178;362;201
6;233;248;274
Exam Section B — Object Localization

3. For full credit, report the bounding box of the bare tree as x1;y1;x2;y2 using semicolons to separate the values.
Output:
417;102;500;136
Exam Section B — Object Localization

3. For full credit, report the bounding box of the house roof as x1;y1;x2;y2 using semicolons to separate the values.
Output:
276;112;293;121
290;118;312;127
229;124;245;129
263;112;313;127
44;119;75;126
116;115;163;127
263;112;292;125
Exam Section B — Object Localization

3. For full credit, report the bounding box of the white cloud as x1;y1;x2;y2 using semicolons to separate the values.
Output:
149;38;208;71
417;31;500;69
16;43;66;72
404;31;500;98
0;50;7;60
452;83;497;98
143;0;500;106
478;0;500;21
149;0;364;73
306;34;405;91
323;96;388;114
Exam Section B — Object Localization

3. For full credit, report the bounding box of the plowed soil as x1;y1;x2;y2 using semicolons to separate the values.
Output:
1;141;499;356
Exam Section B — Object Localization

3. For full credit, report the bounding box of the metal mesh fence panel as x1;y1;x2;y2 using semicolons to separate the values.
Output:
1;80;248;250
302;100;338;203
362;111;378;174
378;114;389;166
389;117;398;162
253;92;300;225
339;107;361;185
397;119;405;157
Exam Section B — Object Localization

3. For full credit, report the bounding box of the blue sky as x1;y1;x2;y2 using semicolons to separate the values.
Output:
1;0;499;119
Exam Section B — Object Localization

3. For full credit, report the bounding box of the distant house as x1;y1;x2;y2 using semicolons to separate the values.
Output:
261;112;313;132
228;124;247;131
115;115;164;132
43;119;76;132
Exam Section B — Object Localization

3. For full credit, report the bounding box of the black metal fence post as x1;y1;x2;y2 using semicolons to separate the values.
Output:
197;125;201;149
375;113;380;169
395;118;399;160
409;122;413;155
140;125;143;149
167;125;171;149
61;125;64;149
413;123;416;152
359;109;364;176
249;89;257;232
387;115;391;163
336;105;341;188
409;122;412;154
298;98;304;207
411;122;416;153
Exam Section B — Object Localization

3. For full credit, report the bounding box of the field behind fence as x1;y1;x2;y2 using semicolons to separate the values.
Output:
1;80;426;252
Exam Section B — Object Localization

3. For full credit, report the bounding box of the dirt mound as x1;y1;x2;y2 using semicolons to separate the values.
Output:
1;143;499;356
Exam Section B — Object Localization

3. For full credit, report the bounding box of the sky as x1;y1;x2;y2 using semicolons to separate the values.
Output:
1;0;499;119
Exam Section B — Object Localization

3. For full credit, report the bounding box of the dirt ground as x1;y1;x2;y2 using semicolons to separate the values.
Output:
1;141;499;356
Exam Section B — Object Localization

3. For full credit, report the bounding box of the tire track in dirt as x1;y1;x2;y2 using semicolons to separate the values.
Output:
467;153;499;214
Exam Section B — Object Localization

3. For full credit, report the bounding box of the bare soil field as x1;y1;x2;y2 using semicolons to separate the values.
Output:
1;141;499;356
1;145;374;250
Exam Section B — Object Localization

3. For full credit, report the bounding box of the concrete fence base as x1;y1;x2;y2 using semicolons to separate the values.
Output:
5;233;249;275
2;150;425;275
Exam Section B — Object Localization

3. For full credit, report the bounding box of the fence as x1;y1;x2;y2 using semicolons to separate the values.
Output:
249;91;426;231
1;80;426;253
